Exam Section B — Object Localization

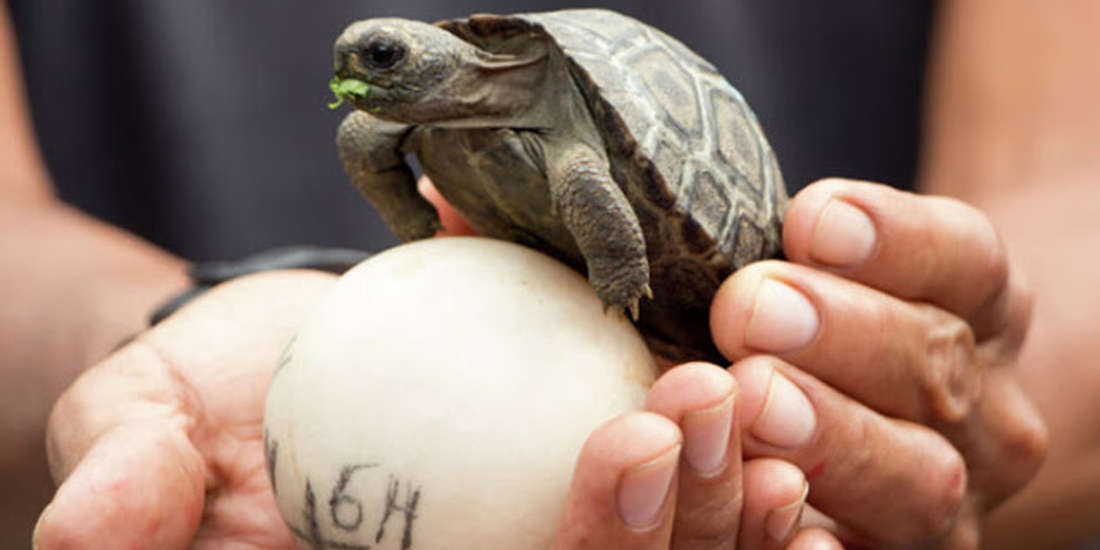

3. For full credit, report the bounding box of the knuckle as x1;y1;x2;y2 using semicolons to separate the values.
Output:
919;198;1011;314
921;444;968;540
1014;275;1037;324
1015;271;1036;309
1000;407;1050;488
1015;416;1050;467
918;308;979;423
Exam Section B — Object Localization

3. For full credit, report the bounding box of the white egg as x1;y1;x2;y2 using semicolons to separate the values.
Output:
264;237;657;550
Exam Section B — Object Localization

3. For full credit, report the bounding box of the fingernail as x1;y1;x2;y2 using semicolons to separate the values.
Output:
745;279;819;352
752;368;816;448
765;480;809;541
809;199;876;267
617;445;680;529
682;394;734;477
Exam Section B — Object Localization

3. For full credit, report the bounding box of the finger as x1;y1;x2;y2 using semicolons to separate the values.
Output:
781;178;1022;340
941;368;1048;505
418;177;477;236
711;261;1048;515
644;362;742;548
737;458;809;550
35;343;206;549
711;260;981;424
729;355;967;546
551;412;681;550
785;527;845;550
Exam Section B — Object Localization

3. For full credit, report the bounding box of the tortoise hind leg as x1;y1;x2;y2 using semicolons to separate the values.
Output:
337;112;440;241
547;141;651;319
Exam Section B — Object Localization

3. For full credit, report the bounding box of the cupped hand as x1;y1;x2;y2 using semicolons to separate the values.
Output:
555;362;841;550
34;270;825;548
709;179;1048;548
35;270;337;549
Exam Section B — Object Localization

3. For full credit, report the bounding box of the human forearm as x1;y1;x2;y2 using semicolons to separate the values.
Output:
1;5;190;543
0;2;51;204
1;0;188;467
921;0;1100;202
0;199;188;546
0;200;188;439
968;183;1100;550
921;1;1100;547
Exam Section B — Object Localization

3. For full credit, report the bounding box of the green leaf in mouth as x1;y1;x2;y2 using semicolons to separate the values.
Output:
328;76;371;109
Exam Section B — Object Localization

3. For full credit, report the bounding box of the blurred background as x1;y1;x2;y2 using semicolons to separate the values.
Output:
8;0;930;261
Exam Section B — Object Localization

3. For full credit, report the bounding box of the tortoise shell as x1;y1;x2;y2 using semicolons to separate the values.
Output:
438;9;787;360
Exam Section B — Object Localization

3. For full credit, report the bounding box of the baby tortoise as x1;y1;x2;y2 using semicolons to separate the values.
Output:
333;9;787;362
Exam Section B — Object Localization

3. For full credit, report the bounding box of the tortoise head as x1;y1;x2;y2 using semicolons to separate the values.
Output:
334;18;549;125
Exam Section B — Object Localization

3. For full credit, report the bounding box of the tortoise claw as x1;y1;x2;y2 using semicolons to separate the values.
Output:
591;258;651;321
598;284;650;321
601;297;641;321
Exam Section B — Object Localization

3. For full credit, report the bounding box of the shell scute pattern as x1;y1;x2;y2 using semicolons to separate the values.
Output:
522;9;785;272
733;217;767;267
683;168;732;245
428;9;784;360
538;9;642;55
626;45;705;142
711;87;765;198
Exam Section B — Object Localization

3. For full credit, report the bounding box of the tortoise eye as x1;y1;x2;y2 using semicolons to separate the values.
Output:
364;37;405;69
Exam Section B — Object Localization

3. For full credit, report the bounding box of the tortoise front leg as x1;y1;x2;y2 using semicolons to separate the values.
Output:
337;111;440;241
549;143;652;319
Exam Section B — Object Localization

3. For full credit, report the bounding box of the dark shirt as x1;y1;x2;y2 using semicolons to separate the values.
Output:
9;1;932;260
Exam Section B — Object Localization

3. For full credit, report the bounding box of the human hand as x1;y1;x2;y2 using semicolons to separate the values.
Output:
33;268;826;549
555;361;843;549
34;271;337;549
708;179;1048;548
420;178;837;549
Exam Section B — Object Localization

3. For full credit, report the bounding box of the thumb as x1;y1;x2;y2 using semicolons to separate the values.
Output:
551;412;681;550
34;344;206;549
418;177;478;237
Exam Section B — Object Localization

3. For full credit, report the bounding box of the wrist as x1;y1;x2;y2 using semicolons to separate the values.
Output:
81;243;190;366
148;246;371;325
